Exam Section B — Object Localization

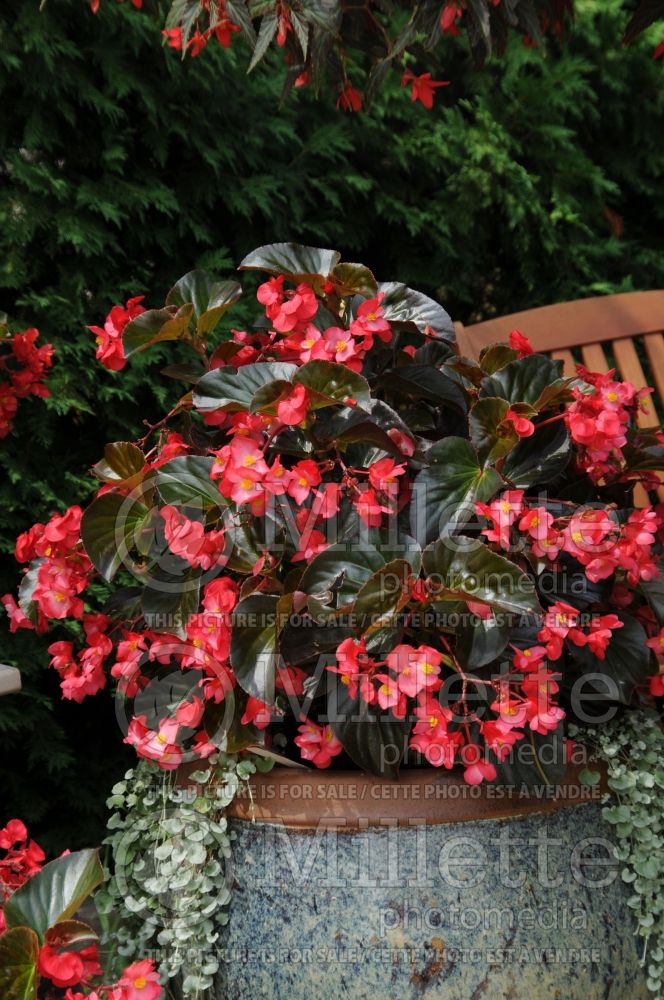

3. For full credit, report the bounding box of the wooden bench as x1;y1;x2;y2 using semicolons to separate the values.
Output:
455;290;664;505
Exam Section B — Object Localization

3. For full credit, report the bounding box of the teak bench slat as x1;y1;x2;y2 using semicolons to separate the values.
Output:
454;290;664;507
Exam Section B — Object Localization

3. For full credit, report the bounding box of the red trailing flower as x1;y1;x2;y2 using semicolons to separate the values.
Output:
336;82;363;112
88;296;145;372
401;70;450;109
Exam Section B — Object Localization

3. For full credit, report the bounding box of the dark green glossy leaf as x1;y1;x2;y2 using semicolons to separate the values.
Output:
294;359;371;410
4;849;103;940
328;676;410;779
81;493;150;582
331;262;378;297
353;559;413;635
0;927;39;1000
166;270;242;336
410;438;504;545
249;379;293;414
122;304;193;358
299;544;387;618
469;396;515;463
316;399;416;457
480;355;565;408
230;593;280;703
142;561;201;638
479;344;518;374
492;725;567;788
44;920;98;950
280;620;354;667
377;281;454;341
378;365;468;413
500;419;571;488
192;362;298;413
239;242;340;288
156;456;224;509
92;442;145;486
160;362;206;384
566;612;652;706
639;565;664;627
455;612;510;669
422;537;541;616
540;554;610;611
223;511;265;574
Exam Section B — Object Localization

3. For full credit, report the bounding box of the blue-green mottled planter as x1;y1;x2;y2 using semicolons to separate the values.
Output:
216;767;648;999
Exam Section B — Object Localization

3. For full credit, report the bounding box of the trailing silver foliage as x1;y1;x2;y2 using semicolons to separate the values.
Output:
574;713;664;998
96;752;270;998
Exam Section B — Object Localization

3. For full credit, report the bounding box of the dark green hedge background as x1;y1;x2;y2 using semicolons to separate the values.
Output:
1;0;662;849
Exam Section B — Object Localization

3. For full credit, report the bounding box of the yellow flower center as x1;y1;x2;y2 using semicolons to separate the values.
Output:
501;501;511;513
336;340;348;353
241;478;253;490
428;715;438;728
134;977;147;989
243;455;256;467
572;531;583;543
607;391;618;402
54;592;66;603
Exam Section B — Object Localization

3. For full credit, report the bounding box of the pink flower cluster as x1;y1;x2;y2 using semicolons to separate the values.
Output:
88;295;145;372
50;952;161;1000
2;505;92;634
326;638;443;718
566;367;651;482
236;277;393;374
115;577;239;767
530;601;624;661
0;819;45;933
278;289;392;373
0;328;53;438
47;614;112;702
161;505;226;570
477;491;661;585
295;721;343;768
212;429;324;512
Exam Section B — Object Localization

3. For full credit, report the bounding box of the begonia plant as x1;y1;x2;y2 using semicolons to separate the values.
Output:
0;323;52;440
85;0;664;108
4;242;664;787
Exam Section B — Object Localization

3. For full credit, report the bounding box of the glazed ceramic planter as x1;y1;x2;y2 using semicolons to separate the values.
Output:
213;765;649;1000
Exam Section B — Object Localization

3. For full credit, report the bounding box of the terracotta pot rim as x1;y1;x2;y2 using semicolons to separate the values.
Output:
179;761;607;829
